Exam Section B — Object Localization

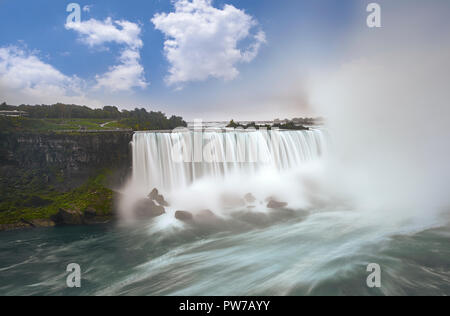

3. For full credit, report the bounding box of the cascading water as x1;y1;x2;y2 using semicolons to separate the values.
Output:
130;129;329;193
119;128;330;223
2;127;449;296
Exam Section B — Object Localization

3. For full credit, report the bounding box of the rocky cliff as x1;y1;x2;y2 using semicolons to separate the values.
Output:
0;131;133;189
0;131;134;230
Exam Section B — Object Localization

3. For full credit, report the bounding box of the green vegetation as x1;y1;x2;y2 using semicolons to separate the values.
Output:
0;170;114;225
0;102;187;131
0;116;119;132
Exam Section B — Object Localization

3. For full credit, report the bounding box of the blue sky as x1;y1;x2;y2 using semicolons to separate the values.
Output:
0;0;381;119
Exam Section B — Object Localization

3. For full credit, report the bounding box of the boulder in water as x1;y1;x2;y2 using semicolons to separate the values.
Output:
82;207;113;225
195;209;217;221
244;193;256;203
134;199;165;218
221;194;246;208
51;207;84;225
84;207;97;219
267;199;288;209
175;210;193;222
148;188;169;207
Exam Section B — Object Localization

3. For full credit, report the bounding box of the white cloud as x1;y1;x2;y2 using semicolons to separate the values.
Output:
0;46;98;105
152;0;266;86
95;49;147;92
65;18;142;49
65;18;148;92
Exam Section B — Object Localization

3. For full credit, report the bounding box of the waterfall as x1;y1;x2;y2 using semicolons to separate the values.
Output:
131;129;329;193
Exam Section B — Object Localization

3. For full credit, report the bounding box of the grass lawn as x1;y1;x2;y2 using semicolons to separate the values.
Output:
0;116;126;132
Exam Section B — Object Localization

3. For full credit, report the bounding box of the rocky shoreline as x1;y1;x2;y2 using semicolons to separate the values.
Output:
0;185;293;232
0;131;133;232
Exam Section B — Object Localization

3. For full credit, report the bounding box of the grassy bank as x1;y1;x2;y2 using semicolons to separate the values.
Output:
0;103;187;132
0;116;128;133
0;170;115;226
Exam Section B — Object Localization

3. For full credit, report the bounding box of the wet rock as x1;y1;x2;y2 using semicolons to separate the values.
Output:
51;207;83;225
194;210;225;227
148;188;169;207
175;210;194;222
267;199;288;209
81;207;112;225
197;209;215;218
134;199;165;219
20;218;36;228
221;194;246;208
148;188;159;200
244;193;256;203
195;209;216;221
31;219;56;228
84;207;97;219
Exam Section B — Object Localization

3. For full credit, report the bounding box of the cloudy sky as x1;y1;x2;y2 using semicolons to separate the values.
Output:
0;0;447;120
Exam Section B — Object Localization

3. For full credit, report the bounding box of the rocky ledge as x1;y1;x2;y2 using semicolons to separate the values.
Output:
51;207;113;226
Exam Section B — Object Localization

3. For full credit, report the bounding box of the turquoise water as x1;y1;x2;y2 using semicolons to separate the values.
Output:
0;210;449;296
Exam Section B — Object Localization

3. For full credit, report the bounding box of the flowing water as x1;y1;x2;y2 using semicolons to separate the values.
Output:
0;129;449;296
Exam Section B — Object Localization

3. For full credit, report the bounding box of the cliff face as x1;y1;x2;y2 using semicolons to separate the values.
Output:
1;131;133;169
0;131;134;230
0;131;133;191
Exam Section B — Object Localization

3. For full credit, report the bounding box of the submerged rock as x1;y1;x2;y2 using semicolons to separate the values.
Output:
221;194;246;208
51;207;84;225
148;188;169;207
267;199;288;209
148;188;159;200
197;209;216;218
134;199;165;218
244;193;256;203
195;209;217;222
175;210;194;222
32;219;56;228
82;207;112;225
20;218;36;228
84;207;97;219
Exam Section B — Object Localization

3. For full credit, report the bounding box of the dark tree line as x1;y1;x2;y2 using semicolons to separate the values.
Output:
0;102;187;130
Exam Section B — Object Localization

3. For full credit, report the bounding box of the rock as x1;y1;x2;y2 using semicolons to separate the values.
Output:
84;207;97;219
175;210;193;222
194;210;227;229
267;199;288;209
154;195;169;207
82;207;112;225
51;207;83;225
244;193;256;203
148;188;159;200
197;209;215;218
134;199;165;218
221;194;246;208
194;209;221;225
0;219;56;231
148;188;169;206
20;218;36;228
195;209;216;220
31;219;55;228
